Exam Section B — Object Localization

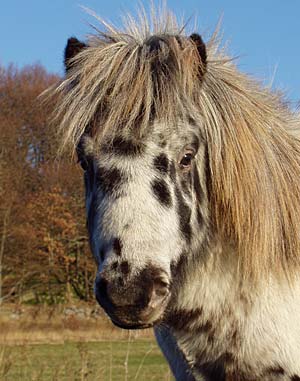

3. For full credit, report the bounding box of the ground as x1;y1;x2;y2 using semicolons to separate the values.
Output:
0;303;172;381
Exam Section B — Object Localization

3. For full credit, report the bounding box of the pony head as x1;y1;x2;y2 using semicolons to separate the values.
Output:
61;19;208;328
55;9;300;328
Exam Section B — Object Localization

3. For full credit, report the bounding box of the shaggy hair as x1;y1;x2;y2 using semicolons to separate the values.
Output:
54;8;300;282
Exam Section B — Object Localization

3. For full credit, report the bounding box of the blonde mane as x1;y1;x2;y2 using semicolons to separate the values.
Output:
201;59;300;280
55;8;300;281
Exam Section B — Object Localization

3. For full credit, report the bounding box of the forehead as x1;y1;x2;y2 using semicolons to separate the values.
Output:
153;119;202;151
84;119;202;157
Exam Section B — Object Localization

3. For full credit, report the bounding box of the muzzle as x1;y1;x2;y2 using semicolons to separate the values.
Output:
95;265;170;329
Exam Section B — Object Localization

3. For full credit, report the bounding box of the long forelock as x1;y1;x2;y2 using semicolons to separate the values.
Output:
55;9;205;152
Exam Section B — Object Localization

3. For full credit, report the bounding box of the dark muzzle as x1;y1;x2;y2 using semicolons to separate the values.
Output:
95;265;170;329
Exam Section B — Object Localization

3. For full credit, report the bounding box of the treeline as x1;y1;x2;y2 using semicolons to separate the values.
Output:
0;64;95;305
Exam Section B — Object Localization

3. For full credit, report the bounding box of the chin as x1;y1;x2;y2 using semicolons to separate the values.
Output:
105;308;166;330
110;319;155;330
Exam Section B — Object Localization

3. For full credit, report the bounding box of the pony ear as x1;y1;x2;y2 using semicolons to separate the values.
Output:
190;33;207;76
64;37;87;72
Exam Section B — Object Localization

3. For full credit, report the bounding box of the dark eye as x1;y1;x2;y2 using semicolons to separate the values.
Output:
179;152;194;168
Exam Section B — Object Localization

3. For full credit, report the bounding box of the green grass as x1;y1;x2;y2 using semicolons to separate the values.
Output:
0;339;173;381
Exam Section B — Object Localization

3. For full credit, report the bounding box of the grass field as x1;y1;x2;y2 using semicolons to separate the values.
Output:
0;339;173;381
0;304;173;380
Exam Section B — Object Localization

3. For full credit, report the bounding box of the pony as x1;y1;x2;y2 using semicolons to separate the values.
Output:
54;7;300;381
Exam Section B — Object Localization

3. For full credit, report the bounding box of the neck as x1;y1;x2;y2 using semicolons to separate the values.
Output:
169;236;266;318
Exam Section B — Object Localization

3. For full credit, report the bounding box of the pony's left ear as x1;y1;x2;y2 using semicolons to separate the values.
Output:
64;37;87;73
190;33;207;76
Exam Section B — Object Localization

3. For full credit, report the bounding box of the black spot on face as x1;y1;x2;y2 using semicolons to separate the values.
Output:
153;154;169;175
151;179;172;208
113;238;123;256
103;137;144;156
120;261;130;275
96;166;125;196
291;376;300;381
175;187;192;243
111;262;118;271
267;366;285;376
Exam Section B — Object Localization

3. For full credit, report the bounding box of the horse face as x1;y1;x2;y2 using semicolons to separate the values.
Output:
78;122;208;329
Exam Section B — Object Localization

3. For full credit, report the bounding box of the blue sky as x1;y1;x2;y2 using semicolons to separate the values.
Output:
1;0;299;104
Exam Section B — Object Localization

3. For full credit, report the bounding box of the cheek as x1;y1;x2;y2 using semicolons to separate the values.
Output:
86;192;98;233
174;186;192;244
180;172;193;198
84;170;96;217
83;169;102;255
93;185;182;270
151;178;173;208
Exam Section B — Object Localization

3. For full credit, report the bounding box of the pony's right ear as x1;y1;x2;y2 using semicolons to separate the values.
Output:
64;37;87;73
190;33;207;77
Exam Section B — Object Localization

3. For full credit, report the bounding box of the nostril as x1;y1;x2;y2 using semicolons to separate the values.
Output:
154;284;169;298
141;277;170;318
113;238;123;256
152;279;169;299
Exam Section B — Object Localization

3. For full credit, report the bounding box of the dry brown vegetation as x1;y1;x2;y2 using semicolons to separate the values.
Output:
0;64;96;306
0;304;166;381
0;303;153;346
